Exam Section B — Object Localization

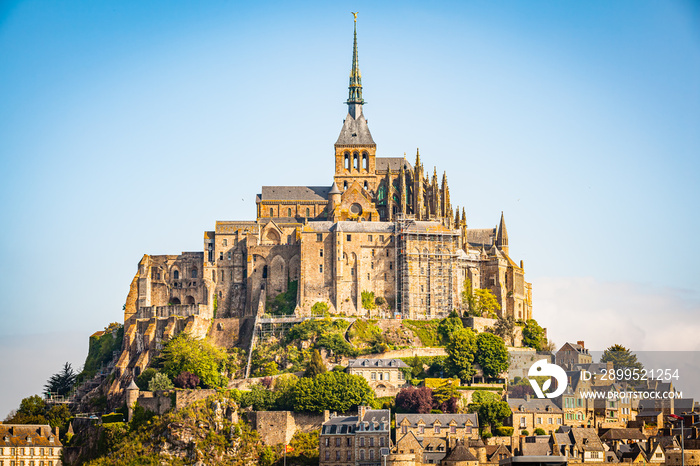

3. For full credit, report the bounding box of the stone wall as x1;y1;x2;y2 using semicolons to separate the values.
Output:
251;410;329;445
340;347;446;365
135;389;218;415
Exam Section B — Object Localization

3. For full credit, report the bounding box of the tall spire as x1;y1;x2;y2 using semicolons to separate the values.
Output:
347;12;364;119
496;211;509;255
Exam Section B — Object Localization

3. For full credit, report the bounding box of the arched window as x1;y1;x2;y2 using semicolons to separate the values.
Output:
362;152;368;171
345;152;351;170
306;208;310;217
354;152;360;170
363;181;368;190
269;208;273;217
191;268;197;278
344;181;348;190
262;265;268;279
173;270;179;280
287;208;292;217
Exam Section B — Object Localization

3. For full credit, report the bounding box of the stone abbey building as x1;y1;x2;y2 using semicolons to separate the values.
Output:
122;18;532;337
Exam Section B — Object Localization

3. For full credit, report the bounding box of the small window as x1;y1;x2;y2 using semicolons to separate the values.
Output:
347;438;351;447
227;252;231;260
287;208;292;217
360;437;365;447
435;425;440;434
370;437;374;447
351;268;354;276
367;273;370;280
418;426;424;434
223;239;227;246
347;234;351;241
379;235;384;242
335;438;341;447
191;269;197;278
347;451;352;460
319;249;323;257
450;425;456;434
317;233;323;242
389;262;393;270
306;208;310;217
371;262;374;269
325;451;330;460
336;451;341;460
270;208;274;217
319;264;323;273
173;270;179;280
219;252;224;261
368;235;373;242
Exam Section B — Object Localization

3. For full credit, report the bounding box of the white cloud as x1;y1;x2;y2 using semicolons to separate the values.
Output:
533;276;700;352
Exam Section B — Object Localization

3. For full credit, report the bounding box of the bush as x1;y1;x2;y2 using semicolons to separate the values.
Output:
375;296;386;306
361;291;377;310
101;412;124;424
311;301;329;316
148;372;174;391
495;426;514;436
136;368;158;391
155;333;227;389
534;428;546;435
521;430;529;436
481;431;493;439
173;371;199;389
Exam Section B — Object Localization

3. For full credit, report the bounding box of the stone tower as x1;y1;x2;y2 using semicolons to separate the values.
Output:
334;15;377;193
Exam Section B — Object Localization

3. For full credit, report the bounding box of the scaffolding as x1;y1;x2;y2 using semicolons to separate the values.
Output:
395;214;459;319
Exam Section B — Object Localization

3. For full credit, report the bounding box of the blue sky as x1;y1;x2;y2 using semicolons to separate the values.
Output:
0;1;699;417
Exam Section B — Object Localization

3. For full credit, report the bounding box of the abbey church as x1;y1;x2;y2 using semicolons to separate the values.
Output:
122;19;532;330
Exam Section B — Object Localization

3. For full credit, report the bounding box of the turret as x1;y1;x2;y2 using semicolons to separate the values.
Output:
328;181;342;214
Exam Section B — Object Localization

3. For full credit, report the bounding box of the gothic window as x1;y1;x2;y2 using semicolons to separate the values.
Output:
287;208;292;217
345;152;351;170
354;151;360;170
191;268;197;278
363;152;369;170
377;185;386;202
262;265;268;279
173;270;179;280
269;208;273;217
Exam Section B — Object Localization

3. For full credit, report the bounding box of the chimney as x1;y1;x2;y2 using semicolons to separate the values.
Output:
359;405;367;421
525;394;530;402
577;341;585;348
54;426;59;437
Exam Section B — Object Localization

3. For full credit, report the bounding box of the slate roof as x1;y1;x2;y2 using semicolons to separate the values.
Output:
443;444;478;462
376;157;412;172
332;221;395;233
396;413;478;427
322;415;358;434
600;428;646;441
258;186;331;202
521;442;552;456
347;358;408;368
0;425;62;447
508;397;562;413
570;428;605;452
467;228;496;246
336;113;375;146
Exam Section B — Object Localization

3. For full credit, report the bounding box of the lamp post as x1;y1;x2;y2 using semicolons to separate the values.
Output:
669;414;684;466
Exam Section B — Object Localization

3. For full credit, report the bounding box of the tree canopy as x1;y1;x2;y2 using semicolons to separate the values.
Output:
475;333;509;378
493;316;515;346
445;328;477;381
304;349;327;378
462;280;500;318
522;319;547;351
289;371;373;413
437;311;464;345
154;333;228;389
44;362;77;397
601;344;643;371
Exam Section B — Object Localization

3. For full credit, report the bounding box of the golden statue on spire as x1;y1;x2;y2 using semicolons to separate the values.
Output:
352;12;358;22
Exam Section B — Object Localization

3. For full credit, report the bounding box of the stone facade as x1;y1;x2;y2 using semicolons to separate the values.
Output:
0;425;62;466
252;410;329;446
346;358;409;397
320;406;391;466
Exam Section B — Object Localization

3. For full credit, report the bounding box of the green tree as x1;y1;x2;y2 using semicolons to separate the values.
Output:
155;333;227;388
290;371;374;413
601;344;644;371
493;316;515;346
472;288;500;318
135;368;158;390
408;355;424;379
476;401;511;432
445;328;477;382
361;291;377;311
147;372;174;391
437;311;464;345
462;279;477;314
471;390;500;405
475;333;509;378
311;301;329;316
304;349;327;378
5;395;48;424
522;319;547;351
44;362;77;397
